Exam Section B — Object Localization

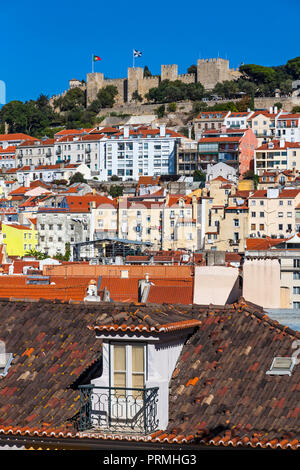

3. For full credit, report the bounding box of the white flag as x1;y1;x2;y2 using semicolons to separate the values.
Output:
133;49;142;57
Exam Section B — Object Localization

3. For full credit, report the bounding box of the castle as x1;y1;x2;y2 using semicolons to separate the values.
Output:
52;58;241;107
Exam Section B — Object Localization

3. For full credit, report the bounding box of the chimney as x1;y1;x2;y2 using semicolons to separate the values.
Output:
280;139;285;148
269;106;273;114
160;125;166;137
123;126;129;138
274;106;278;114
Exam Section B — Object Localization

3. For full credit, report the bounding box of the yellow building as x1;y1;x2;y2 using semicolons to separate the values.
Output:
1;222;38;257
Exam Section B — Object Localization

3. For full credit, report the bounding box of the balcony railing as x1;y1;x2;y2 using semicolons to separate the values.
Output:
78;385;159;435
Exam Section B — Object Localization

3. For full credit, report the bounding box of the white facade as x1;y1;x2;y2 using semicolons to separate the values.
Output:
102;130;178;181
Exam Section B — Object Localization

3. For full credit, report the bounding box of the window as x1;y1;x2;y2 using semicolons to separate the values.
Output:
294;272;300;280
294;287;300;294
288;200;292;206
266;357;296;376
278;224;283;230
287;212;292;218
260;212;264;218
251;224;256;230
279;200;283;205
112;343;145;396
233;219;239;227
251;212;256;217
259;224;264;230
278;212;283;218
294;259;300;268
260;200;264;206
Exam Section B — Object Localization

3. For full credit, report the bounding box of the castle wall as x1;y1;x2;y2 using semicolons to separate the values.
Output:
104;78;126;105
84;58;241;105
178;73;196;84
138;76;160;100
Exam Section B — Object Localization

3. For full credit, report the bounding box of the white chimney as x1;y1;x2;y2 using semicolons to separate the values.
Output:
160;125;166;137
269;106;273;114
274;106;278;114
280;139;285;148
267;188;279;199
123;126;129;138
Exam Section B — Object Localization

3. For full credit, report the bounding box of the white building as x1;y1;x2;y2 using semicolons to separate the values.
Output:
101;126;184;181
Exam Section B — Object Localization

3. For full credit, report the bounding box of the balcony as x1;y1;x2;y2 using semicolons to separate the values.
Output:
78;385;159;435
229;239;240;246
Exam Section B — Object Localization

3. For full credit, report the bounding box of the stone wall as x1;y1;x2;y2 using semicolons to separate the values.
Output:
254;96;300;112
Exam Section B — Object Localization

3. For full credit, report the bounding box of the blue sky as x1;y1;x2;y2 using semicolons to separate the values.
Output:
1;0;299;103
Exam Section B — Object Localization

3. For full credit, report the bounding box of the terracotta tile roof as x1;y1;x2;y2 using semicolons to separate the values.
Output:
0;146;16;154
0;134;37;142
257;140;300;151
199;136;241;143
90;306;200;333
1;299;300;449
246;237;285;250
249;189;300;199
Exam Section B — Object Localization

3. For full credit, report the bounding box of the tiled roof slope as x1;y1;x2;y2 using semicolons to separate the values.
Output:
163;299;300;449
1;299;300;449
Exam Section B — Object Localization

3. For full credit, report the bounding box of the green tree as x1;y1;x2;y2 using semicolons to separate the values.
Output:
155;104;165;118
25;249;47;260
193;170;206;182
97;85;118;108
286;57;300;79
143;66;152;77
69;172;87;185
109;185;123;198
132;90;143;102
187;64;197;74
167;102;177;112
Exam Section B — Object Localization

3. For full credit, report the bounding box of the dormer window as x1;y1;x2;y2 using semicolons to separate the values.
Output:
78;308;201;435
0;341;12;377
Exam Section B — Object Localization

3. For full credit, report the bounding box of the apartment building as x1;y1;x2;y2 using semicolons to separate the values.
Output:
193;111;230;140
102;126;183;181
198;128;257;176
225;111;254;129
16;139;55;167
0;146;15;169
245;235;300;310
255;139;300;175
202;181;249;252
257;169;299;190
248;188;300;238
161;194;200;251
15;163;91;185
54;133;104;173
0;133;37;148
176;139;199;176
276;113;300;142
247;109;280;145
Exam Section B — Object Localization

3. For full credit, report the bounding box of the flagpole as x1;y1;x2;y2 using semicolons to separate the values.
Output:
133;49;135;68
92;54;94;73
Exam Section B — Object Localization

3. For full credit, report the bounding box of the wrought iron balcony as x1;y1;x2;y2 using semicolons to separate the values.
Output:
78;385;159;435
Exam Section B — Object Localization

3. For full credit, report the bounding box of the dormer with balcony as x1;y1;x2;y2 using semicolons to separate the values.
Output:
78;308;201;436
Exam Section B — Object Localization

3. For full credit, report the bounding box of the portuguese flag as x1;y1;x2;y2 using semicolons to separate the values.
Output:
93;55;101;61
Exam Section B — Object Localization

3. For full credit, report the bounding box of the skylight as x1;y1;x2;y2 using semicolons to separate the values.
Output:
266;357;296;376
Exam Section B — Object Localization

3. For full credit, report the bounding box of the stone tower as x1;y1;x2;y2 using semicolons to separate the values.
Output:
161;64;178;82
127;67;144;102
86;73;105;105
196;58;240;90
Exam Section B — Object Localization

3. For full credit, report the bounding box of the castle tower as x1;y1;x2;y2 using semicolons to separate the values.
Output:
196;58;240;90
86;72;105;105
161;64;178;82
127;67;144;102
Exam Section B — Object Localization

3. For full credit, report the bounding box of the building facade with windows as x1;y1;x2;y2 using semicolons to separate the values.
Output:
248;188;300;239
255;140;300;175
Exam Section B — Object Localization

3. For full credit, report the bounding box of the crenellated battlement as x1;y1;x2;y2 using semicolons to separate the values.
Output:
80;56;241;105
